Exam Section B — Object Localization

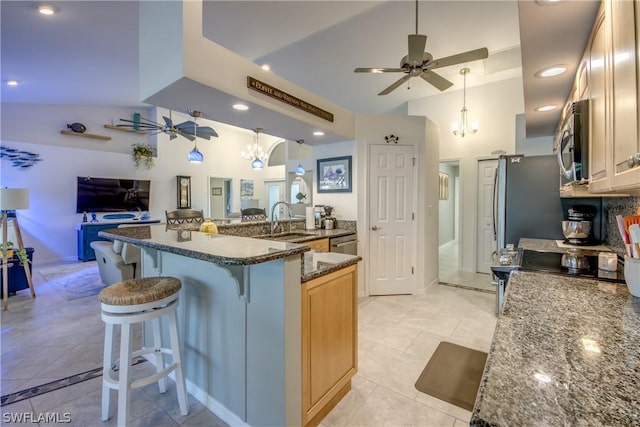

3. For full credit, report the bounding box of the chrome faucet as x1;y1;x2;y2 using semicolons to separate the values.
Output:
270;201;294;234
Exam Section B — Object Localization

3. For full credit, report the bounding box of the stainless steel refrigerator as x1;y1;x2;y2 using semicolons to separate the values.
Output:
493;154;565;249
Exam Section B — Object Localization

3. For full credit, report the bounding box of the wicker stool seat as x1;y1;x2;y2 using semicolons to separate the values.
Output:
100;277;188;426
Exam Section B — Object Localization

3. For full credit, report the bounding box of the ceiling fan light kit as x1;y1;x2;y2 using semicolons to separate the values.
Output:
451;68;478;138
354;0;488;96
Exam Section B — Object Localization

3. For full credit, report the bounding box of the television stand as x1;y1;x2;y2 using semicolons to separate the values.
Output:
76;219;160;261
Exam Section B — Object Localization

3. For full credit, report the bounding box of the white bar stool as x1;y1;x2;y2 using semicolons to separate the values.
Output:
99;277;188;426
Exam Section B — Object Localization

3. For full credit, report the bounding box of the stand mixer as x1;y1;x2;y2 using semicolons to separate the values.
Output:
323;205;336;229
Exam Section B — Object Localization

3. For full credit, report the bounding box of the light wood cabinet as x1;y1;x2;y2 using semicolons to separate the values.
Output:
305;238;329;252
301;265;357;426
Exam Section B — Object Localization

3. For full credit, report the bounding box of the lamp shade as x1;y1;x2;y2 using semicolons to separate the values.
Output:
0;188;29;210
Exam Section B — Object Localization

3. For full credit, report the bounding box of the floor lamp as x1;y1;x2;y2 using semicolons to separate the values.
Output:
1;188;35;311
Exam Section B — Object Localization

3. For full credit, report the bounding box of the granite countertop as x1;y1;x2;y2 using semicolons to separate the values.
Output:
99;224;309;266
301;251;361;283
471;270;640;426
519;237;613;256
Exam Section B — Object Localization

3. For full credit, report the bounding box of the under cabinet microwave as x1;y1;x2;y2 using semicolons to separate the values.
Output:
554;99;589;185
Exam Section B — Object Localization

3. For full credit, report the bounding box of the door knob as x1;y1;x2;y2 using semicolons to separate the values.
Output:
371;225;382;231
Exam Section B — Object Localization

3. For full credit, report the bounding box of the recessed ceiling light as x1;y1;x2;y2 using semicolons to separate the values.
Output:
261;64;270;71
38;4;56;15
6;80;19;86
232;103;249;111
313;131;325;136
535;0;561;5
535;105;557;112
535;66;567;78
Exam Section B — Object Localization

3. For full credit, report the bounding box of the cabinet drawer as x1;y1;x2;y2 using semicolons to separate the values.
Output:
305;238;329;252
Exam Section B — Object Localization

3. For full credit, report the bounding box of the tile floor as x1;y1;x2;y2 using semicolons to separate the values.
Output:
438;240;494;292
1;257;497;427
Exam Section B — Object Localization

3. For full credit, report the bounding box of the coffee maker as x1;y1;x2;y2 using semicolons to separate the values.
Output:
323;205;336;230
562;205;597;245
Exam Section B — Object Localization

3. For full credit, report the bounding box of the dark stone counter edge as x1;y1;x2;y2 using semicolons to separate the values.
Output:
98;230;310;266
302;256;362;283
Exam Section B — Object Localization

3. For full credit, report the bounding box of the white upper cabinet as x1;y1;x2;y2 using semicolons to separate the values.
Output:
610;0;640;190
589;5;609;191
588;0;640;193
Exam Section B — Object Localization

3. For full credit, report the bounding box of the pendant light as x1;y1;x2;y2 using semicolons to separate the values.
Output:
295;139;305;176
241;128;268;170
188;112;203;163
451;67;479;138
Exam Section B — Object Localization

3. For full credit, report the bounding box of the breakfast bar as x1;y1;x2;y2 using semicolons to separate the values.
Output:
471;269;640;426
99;224;361;427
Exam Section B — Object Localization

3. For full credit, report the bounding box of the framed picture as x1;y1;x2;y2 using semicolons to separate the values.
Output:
439;172;449;200
240;179;254;198
177;175;191;209
211;187;222;196
317;156;352;193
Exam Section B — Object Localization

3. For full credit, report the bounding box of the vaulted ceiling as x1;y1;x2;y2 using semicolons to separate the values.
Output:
1;1;600;139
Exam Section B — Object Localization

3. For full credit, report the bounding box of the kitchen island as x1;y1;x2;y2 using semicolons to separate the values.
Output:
99;224;361;427
471;269;640;426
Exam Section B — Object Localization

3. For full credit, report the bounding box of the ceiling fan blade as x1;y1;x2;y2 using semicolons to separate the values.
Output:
177;130;196;142
408;34;427;66
378;75;412;96
420;70;453;91
429;47;489;70
196;126;218;139
162;116;174;128
354;67;406;73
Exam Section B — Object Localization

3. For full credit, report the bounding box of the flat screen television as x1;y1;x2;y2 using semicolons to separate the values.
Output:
76;177;150;213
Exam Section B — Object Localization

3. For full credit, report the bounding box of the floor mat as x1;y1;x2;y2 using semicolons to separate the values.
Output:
39;262;106;300
414;341;488;411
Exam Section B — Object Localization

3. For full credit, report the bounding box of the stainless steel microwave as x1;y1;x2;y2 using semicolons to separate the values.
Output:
554;99;589;184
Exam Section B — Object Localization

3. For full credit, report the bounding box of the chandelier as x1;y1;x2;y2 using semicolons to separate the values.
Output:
451;68;478;138
241;128;268;170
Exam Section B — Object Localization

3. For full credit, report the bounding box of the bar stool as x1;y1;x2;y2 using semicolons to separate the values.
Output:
99;277;188;426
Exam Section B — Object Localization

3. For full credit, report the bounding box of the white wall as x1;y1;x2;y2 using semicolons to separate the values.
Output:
515;114;554;155
1;104;285;264
409;77;523;273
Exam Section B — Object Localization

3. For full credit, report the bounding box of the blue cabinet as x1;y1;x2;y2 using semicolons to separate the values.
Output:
77;220;159;261
0;248;34;297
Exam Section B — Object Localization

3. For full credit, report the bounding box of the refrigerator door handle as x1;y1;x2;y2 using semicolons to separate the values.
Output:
491;167;498;242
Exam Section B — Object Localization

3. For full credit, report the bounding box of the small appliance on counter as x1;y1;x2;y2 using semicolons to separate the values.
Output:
323;205;336;230
562;205;597;246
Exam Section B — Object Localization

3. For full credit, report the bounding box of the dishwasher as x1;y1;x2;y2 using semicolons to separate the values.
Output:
329;234;358;255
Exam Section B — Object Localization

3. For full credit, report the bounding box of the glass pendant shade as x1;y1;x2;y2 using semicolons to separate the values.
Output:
251;158;264;170
295;164;305;175
188;145;203;163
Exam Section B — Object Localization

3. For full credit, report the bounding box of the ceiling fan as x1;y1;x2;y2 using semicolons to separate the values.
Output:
354;0;489;95
117;110;218;141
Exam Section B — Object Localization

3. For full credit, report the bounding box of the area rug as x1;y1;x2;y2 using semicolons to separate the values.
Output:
39;262;106;300
414;341;488;411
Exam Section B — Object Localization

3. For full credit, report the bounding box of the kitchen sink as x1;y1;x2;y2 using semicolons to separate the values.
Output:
254;232;317;242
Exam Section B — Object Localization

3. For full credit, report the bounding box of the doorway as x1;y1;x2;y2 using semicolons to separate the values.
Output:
265;180;285;219
208;176;232;219
437;160;495;292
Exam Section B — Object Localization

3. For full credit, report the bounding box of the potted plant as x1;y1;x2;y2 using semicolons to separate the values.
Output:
131;143;154;169
15;248;30;266
1;241;14;259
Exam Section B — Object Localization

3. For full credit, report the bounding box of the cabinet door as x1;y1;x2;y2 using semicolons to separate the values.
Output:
302;265;357;425
305;238;329;252
610;0;640;190
589;9;609;191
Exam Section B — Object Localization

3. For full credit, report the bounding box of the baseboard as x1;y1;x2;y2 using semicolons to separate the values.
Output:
143;355;248;427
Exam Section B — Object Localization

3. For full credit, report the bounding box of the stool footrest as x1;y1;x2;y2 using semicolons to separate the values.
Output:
104;362;178;390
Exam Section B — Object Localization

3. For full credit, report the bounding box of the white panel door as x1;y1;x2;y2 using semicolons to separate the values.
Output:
476;159;498;273
369;144;416;295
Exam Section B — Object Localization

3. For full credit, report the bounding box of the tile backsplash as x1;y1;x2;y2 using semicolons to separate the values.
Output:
604;196;640;252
